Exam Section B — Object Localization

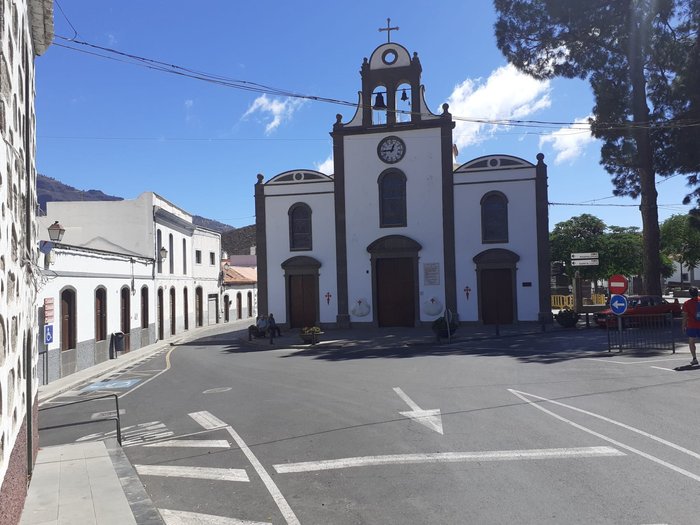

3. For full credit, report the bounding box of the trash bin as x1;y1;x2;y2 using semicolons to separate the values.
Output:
111;331;125;358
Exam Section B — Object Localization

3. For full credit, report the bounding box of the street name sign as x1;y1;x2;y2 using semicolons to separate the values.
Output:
571;259;599;266
608;274;628;294
610;294;628;316
571;252;599;260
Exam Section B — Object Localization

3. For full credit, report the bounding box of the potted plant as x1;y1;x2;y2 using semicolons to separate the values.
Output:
432;315;458;340
300;326;322;344
555;307;579;328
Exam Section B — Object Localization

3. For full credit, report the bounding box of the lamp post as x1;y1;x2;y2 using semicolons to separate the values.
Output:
159;246;168;260
47;221;65;242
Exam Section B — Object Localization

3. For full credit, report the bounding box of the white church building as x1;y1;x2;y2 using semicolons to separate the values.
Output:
255;39;550;329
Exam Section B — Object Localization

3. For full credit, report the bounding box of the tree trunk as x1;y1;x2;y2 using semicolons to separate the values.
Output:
629;5;662;296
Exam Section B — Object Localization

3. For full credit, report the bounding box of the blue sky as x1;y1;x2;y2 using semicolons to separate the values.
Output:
36;1;693;230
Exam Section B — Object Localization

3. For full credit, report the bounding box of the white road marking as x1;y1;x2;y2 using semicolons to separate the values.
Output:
650;366;675;372
159;508;271;525
90;409;126;420
144;439;230;448
509;389;700;483
393;387;444;434
189;411;227;430
273;446;623;474
203;387;232;394
134;465;249;482
589;357;687;365
188;411;299;525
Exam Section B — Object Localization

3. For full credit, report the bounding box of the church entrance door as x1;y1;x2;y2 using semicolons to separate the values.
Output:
377;257;414;327
480;268;514;324
289;274;316;328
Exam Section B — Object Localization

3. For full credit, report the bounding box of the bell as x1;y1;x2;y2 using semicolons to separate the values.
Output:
401;88;409;102
373;92;387;110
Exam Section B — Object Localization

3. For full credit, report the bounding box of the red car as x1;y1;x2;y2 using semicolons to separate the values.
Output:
594;295;682;328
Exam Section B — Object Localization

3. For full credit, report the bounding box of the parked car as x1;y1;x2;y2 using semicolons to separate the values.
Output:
594;295;682;328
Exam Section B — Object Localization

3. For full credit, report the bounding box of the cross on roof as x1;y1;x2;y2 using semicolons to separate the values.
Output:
378;18;399;43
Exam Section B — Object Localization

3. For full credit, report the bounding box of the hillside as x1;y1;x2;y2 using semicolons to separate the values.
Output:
221;225;256;255
36;174;247;237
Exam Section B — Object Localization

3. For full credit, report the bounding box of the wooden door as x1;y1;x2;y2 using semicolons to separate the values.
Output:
61;290;76;350
289;274;316;328
157;288;164;340
377;258;414;327
170;288;176;335
224;295;230;322
121;287;131;351
480;269;514;324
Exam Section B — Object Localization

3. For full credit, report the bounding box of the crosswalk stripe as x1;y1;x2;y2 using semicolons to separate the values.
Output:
144;439;230;448
159;508;271;525
189;411;227;430
135;465;249;482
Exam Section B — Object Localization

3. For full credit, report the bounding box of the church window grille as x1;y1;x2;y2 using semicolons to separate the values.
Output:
378;170;407;228
481;192;509;243
289;203;312;251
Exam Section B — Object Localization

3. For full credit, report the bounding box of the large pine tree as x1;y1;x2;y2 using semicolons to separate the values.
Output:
494;0;700;295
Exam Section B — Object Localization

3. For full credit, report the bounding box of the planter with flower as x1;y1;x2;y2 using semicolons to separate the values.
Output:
299;326;323;344
555;307;579;328
432;315;458;341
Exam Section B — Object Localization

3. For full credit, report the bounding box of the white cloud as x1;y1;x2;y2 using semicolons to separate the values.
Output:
539;116;595;164
315;155;333;175
106;33;117;46
242;94;304;134
184;99;195;123
184;99;194;109
446;64;551;150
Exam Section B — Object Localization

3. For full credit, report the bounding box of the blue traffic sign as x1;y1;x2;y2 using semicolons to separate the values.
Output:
44;324;53;345
610;294;628;316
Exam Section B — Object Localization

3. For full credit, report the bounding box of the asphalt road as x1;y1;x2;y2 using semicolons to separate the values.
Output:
39;326;700;524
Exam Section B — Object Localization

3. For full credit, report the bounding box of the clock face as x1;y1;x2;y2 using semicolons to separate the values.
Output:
377;136;406;164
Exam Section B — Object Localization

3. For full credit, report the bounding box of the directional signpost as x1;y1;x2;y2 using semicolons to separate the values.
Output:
571;252;599;267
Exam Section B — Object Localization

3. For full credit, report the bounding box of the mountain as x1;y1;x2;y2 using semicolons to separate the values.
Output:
221;225;256;256
36;174;241;232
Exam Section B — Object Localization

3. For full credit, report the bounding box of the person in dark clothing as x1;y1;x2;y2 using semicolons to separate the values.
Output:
268;313;281;340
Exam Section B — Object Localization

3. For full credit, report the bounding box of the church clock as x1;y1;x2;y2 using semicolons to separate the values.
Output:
377;136;406;164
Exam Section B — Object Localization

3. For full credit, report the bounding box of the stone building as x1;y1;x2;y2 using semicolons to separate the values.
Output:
0;1;53;523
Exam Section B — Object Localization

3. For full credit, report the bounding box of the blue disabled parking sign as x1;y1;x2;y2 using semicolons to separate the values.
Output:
610;294;628;316
44;324;53;345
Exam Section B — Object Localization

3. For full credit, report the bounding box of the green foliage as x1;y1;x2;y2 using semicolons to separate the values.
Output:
494;0;700;295
660;214;700;273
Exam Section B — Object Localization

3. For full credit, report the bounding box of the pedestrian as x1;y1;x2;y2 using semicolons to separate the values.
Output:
268;313;281;337
681;286;700;366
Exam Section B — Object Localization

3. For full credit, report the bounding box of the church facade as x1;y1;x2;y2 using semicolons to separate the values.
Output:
255;40;550;329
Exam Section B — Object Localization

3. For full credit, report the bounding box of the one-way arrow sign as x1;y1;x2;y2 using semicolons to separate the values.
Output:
393;387;444;435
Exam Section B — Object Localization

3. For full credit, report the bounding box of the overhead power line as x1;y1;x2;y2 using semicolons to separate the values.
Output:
52;35;700;133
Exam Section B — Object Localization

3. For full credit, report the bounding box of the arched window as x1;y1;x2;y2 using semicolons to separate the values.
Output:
60;288;77;351
183;287;189;330
236;292;242;320
378;169;406;227
182;238;187;274
156;229;163;273
169;234;174;274
288;203;312;251
247;291;253;318
140;286;149;329
95;287;107;342
481;192;509;243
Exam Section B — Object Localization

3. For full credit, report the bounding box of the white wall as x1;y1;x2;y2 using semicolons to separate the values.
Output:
264;180;337;324
453;164;541;321
343;128;445;322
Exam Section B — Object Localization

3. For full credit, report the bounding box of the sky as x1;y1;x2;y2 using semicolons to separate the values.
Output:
36;1;694;230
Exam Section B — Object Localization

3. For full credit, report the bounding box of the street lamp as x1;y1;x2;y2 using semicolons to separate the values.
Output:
47;221;65;242
159;246;168;260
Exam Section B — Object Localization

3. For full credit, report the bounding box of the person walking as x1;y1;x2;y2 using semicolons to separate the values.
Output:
681;286;700;366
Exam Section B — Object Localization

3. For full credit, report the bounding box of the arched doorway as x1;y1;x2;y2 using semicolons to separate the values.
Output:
157;288;164;340
282;256;320;328
195;287;203;327
60;288;77;351
473;249;519;325
236;292;242;320
247;291;253;318
224;295;230;322
367;235;421;327
183;287;189;330
120;287;131;351
170;287;176;335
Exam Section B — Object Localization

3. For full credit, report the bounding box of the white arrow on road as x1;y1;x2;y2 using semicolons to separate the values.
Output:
393;387;444;435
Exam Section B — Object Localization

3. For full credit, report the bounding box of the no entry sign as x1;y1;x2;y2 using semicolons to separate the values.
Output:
608;274;628;294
